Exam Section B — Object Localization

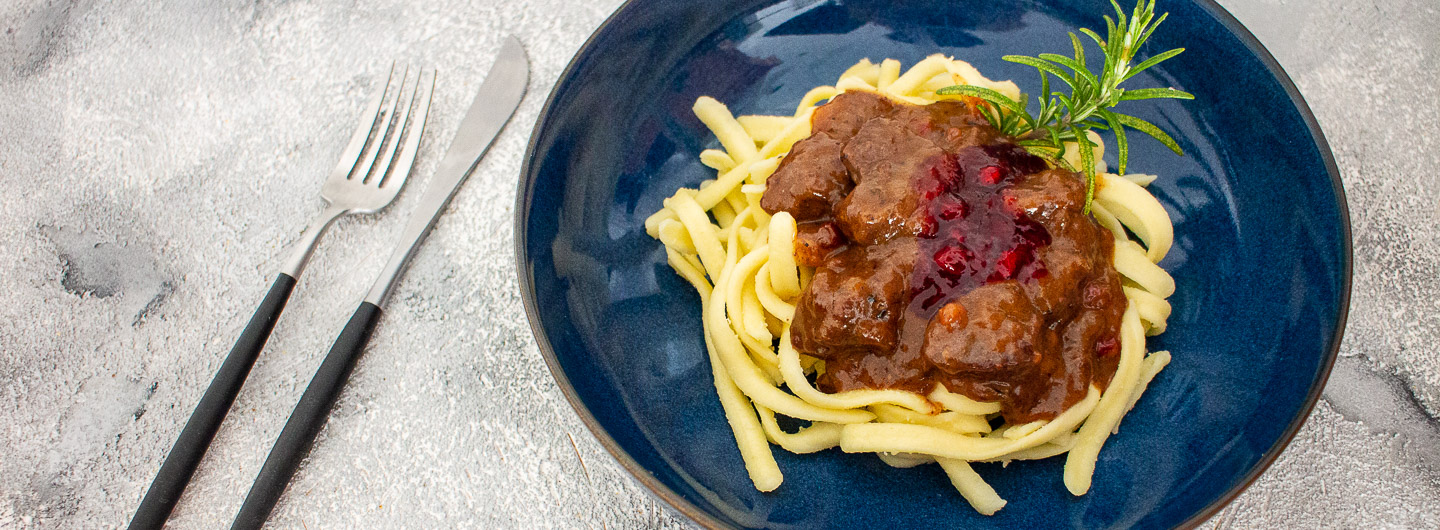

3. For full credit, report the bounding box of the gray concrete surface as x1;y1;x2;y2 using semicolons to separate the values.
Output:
0;0;1436;528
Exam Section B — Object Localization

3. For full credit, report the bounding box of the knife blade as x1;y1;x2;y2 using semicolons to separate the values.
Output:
365;35;529;305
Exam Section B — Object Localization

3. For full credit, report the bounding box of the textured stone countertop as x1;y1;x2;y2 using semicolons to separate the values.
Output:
1;0;1437;528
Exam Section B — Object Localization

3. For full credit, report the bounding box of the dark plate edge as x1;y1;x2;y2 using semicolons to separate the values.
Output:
511;2;735;527
1173;0;1352;528
511;1;1355;528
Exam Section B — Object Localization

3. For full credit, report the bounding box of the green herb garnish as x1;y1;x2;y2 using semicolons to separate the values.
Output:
937;0;1193;211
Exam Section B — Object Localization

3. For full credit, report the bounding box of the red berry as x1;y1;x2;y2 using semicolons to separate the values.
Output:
918;215;938;238
920;175;946;200
1096;337;1120;357
978;165;1004;185
990;247;1030;281
934;246;970;276
1015;217;1051;247
1002;194;1019;210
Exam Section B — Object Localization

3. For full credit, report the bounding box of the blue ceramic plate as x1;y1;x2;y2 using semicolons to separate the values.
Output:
515;0;1350;527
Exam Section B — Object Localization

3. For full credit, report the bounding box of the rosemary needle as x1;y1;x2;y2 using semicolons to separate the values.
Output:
937;0;1194;211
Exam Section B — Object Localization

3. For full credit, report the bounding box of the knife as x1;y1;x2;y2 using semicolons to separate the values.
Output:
229;36;529;530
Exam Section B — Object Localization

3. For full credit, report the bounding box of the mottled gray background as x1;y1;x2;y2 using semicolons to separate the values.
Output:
0;0;1435;528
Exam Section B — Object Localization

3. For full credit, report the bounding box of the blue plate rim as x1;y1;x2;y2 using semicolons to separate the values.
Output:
512;0;1354;527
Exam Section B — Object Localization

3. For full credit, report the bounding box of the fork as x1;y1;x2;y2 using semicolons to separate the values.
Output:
128;64;435;530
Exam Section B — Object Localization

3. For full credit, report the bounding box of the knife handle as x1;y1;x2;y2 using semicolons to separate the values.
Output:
130;273;297;530
231;302;383;530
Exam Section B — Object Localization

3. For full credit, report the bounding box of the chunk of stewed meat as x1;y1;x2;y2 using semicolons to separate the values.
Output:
791;238;917;357
1002;168;1086;216
759;132;851;221
833;119;944;245
889;100;1000;152
1004;169;1118;317
921;282;1043;377
793;221;845;267
811;91;894;142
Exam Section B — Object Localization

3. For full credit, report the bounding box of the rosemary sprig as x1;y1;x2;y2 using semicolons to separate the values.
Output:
937;0;1193;211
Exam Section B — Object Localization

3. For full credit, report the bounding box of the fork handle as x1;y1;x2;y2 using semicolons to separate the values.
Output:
129;273;297;530
231;301;383;530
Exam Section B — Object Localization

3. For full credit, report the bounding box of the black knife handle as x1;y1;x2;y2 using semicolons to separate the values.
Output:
129;273;297;530
231;302;383;530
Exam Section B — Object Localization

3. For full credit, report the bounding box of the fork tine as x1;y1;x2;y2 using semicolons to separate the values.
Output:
379;69;435;189
329;62;396;181
353;65;409;184
371;69;422;189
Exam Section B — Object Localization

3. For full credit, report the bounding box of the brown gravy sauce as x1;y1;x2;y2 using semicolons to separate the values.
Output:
759;91;1125;423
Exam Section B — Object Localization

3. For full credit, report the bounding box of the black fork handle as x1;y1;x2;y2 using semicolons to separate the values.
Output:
231;302;383;530
129;273;297;530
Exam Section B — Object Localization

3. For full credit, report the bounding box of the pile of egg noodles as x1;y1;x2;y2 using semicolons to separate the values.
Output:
643;55;1176;515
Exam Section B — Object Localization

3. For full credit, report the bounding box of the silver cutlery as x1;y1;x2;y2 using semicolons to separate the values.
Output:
129;65;434;530
230;37;529;529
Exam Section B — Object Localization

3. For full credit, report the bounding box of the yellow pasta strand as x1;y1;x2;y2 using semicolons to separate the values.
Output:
753;263;796;321
693;96;759;163
711;200;737;228
937;458;1008;516
664;191;725;278
778;325;937;413
1089;201;1130;242
748;157;781;187
737;115;795;144
928;384;1003;415
693;164;752;211
756;404;844;454
1123;285;1173;334
766;212;802;299
656;219;696;254
1123;173;1158;186
877;59;901;91
699;148;736;171
839;58;881;85
979;434;1077;464
666;247;782;491
1003;420;1048;440
836;75;876;92
944;59;1022;102
887;54;951;96
741;284;772;343
1097;173;1173;262
795;86;837;115
1114;240;1176;297
1064;306;1146;495
1125;351;1171;416
759;107;816;158
839;388;1100;461
870;404;991;434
